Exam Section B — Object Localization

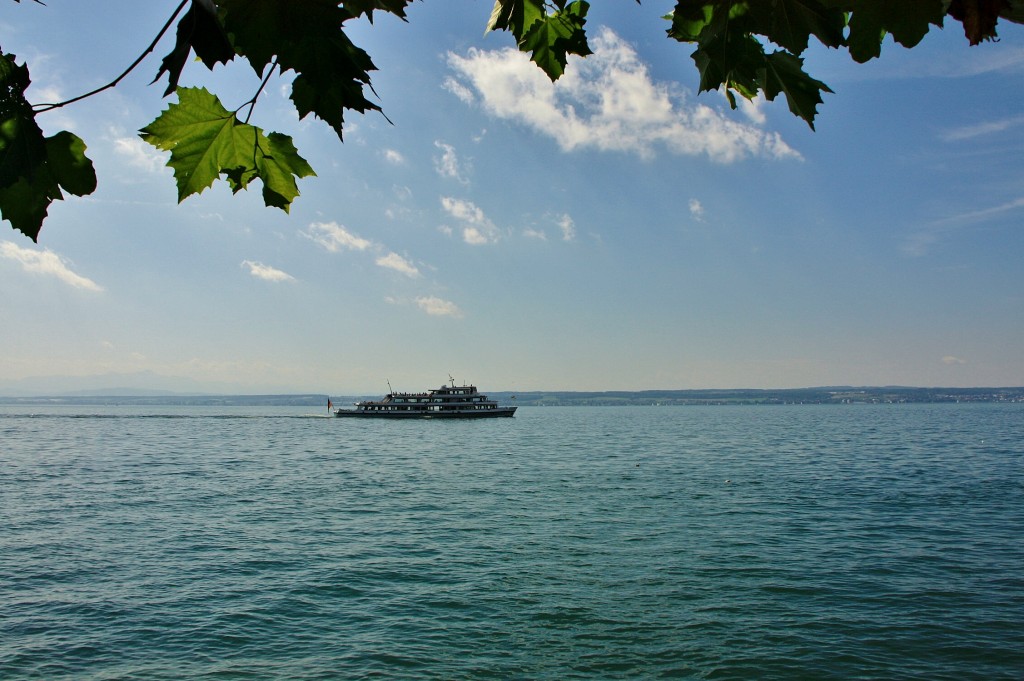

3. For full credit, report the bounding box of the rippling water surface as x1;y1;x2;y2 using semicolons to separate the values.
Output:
2;404;1022;679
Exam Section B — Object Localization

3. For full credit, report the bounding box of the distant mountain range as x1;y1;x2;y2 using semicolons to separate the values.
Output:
0;371;302;399
2;386;1022;406
491;387;1024;406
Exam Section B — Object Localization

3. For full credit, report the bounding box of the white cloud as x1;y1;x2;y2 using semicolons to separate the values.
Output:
376;252;420;277
523;227;547;240
689;198;705;221
241;260;295;282
416;295;464;318
903;196;1024;256
462;227;490;245
1;241;103;291
112;132;166;173
901;228;943;257
304;221;374;252
382;148;406;164
915;46;1024;79
942;196;1024;225
557;214;576;242
441;196;500;245
446;27;798;163
442;77;475;104
303;221;427;282
941;115;1024;141
941;355;967;365
736;93;768;125
434;141;469;183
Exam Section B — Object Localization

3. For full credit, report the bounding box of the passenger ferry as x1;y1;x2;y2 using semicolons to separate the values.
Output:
334;378;516;419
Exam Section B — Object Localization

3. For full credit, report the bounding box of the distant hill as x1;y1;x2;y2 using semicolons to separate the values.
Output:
489;387;1024;406
1;387;1021;407
0;394;332;407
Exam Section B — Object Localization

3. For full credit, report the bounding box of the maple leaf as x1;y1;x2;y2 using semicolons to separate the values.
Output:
846;0;946;62
0;52;96;241
520;2;593;80
487;1;591;81
219;0;381;139
667;1;715;43
341;0;416;22
759;51;833;130
486;0;545;37
948;0;1006;44
691;30;767;102
138;87;314;211
768;0;846;53
153;0;234;96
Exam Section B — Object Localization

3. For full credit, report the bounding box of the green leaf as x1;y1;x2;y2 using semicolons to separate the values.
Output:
0;52;96;241
138;87;314;211
0;175;53;240
340;0;415;22
0;53;44;189
219;0;381;139
759;50;833;129
668;1;836;127
486;0;545;38
691;30;766;100
669;1;762;101
286;31;381;140
667;2;715;43
769;0;846;53
519;1;593;81
44;131;98;196
153;1;234;96
845;0;945;62
259;132;315;211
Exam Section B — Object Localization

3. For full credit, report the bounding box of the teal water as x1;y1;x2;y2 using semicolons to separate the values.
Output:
1;404;1022;679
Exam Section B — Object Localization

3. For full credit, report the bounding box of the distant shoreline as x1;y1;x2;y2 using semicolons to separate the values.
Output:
1;387;1022;407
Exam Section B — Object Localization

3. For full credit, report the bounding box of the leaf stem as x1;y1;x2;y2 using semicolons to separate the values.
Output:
34;0;191;112
241;58;280;125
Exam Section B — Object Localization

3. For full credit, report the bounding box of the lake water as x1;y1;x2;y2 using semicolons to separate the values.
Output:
2;403;1022;679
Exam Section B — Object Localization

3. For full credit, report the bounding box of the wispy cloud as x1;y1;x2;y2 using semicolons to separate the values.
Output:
941;355;967;365
434;141;469;183
941;115;1024;141
241;260;295;282
441;196;501;245
689;198;705;221
557;213;576;241
376;252;420;278
382;148;406;164
446;27;798;163
933;196;1024;226
736;94;767;125
1;241;103;291
919;46;1024;79
304;221;426;280
444;77;474;104
111;130;166;173
416;295;464;318
903;196;1024;256
304;221;373;252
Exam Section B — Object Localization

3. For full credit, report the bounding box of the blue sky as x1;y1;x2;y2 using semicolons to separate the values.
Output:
1;1;1023;394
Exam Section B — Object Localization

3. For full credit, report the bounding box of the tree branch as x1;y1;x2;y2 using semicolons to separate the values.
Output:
34;0;191;112
242;58;280;125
